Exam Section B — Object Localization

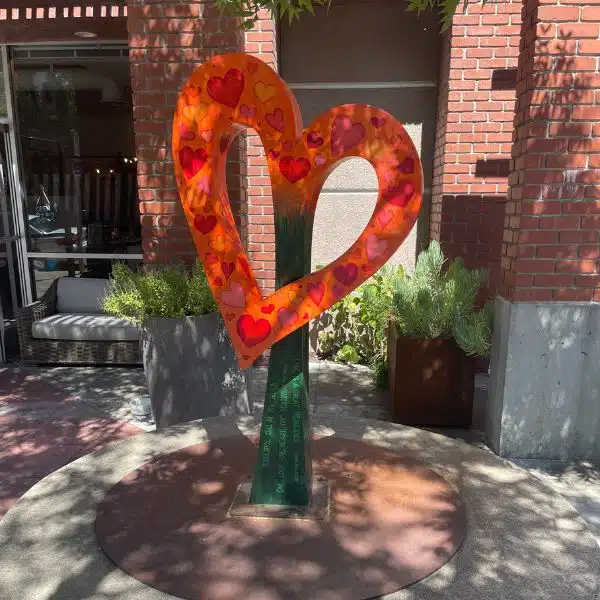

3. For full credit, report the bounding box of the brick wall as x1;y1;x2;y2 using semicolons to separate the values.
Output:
431;0;522;293
501;0;600;302
430;31;450;246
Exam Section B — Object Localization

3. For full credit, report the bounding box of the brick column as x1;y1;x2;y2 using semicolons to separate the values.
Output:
128;0;245;264
245;11;276;295
501;0;600;303
487;0;600;461
127;3;276;370
430;0;522;293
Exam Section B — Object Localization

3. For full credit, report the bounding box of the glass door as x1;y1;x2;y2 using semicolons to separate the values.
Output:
11;44;142;300
0;123;22;363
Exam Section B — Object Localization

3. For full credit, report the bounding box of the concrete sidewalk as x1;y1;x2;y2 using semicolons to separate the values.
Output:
1;361;599;545
0;366;142;519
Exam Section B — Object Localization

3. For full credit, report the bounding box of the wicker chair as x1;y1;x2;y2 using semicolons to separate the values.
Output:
16;278;142;365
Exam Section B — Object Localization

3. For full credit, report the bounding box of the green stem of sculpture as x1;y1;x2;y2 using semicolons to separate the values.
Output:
249;210;312;506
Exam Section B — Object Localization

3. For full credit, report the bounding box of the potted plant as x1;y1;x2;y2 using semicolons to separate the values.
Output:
388;241;492;428
103;262;252;429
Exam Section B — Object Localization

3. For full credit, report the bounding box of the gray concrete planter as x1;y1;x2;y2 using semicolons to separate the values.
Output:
141;313;252;428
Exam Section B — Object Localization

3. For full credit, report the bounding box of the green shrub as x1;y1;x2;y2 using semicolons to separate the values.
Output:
391;240;493;357
335;344;360;364
102;262;217;323
316;264;401;387
316;242;493;387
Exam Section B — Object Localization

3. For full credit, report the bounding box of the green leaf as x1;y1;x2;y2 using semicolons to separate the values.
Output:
335;344;360;364
215;0;461;31
102;261;217;323
390;241;492;356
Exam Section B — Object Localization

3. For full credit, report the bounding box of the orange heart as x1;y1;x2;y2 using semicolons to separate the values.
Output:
254;81;277;103
173;53;423;369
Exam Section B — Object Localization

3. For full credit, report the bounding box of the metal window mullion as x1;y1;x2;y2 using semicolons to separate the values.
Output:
288;81;437;90
1;44;33;304
27;252;144;260
11;43;129;54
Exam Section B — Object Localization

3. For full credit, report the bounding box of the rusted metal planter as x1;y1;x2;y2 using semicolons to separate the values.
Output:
388;323;474;428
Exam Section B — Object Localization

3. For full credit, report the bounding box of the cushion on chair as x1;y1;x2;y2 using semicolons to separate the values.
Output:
32;313;139;342
56;278;114;314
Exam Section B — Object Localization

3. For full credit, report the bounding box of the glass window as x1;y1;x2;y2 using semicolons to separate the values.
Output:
0;129;14;240
13;47;141;255
29;257;143;300
0;53;7;119
0;239;22;362
0;240;19;315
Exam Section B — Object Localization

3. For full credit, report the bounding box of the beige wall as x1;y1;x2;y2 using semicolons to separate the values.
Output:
312;154;420;274
280;0;441;84
281;0;441;274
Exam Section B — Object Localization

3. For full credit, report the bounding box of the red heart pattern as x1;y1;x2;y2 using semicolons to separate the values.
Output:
179;124;196;141
307;131;324;148
266;108;285;133
173;53;423;368
398;157;415;174
370;116;386;128
383;181;415;207
207;68;244;108
180;147;208;180
237;314;271;347
279;157;311;184
194;214;217;234
331;115;366;156
333;263;358;286
307;281;325;306
221;261;235;279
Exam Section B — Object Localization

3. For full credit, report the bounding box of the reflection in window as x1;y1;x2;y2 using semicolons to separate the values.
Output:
30;258;143;300
1;240;22;361
14;50;141;255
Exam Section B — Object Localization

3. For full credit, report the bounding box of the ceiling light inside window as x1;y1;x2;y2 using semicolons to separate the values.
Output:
75;31;97;38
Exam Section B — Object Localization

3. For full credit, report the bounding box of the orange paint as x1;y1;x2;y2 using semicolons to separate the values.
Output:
173;53;423;369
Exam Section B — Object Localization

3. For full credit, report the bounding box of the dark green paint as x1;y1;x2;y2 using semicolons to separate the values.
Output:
249;210;313;507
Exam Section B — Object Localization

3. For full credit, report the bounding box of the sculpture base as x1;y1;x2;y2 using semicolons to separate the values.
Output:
95;436;467;600
4;416;599;600
228;476;330;521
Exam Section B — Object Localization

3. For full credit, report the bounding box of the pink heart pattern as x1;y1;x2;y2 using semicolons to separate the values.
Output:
278;307;299;328
333;263;358;286
179;124;195;141
366;234;388;262
197;176;211;194
221;281;246;308
331;115;366;156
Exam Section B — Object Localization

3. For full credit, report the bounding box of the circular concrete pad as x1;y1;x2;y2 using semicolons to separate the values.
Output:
95;437;467;600
0;416;599;600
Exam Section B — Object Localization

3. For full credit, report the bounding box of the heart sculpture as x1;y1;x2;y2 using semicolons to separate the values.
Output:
173;53;423;369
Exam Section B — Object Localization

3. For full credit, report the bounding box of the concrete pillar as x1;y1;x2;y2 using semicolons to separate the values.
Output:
488;0;600;460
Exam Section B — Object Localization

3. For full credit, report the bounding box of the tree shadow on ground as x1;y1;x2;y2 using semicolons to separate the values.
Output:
0;416;598;600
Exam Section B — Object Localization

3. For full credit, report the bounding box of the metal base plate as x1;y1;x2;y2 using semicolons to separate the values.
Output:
228;476;330;520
